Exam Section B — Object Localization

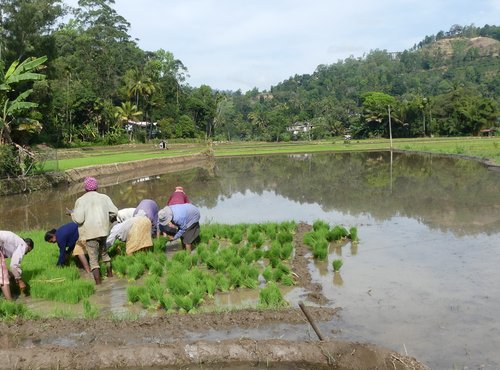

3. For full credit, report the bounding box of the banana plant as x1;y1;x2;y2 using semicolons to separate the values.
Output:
0;56;47;144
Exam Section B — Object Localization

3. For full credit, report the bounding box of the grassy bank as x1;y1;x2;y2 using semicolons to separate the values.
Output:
51;137;500;171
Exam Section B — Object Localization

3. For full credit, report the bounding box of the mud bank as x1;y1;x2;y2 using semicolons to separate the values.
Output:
0;153;213;196
0;312;428;370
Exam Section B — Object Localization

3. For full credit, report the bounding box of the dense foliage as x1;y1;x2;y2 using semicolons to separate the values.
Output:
0;0;498;161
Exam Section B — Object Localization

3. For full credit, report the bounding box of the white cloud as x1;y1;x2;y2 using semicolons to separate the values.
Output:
64;0;500;91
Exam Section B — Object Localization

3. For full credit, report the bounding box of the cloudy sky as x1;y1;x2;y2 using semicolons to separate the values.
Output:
65;0;500;91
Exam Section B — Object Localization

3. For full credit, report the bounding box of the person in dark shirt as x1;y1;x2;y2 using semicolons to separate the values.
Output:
45;222;91;273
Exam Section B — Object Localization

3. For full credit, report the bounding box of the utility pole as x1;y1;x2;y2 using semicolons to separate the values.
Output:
388;105;393;149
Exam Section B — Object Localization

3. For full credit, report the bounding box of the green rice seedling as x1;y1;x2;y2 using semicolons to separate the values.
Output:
244;249;256;264
0;300;34;320
190;286;205;307
30;273;94;304
208;239;220;253
277;231;293;245
312;239;328;261
230;230;243;244
281;274;295;286
191;253;200;266
280;242;294;260
112;255;128;276
160;295;175;311
172;250;192;270
174;295;194;312
332;259;344;272
127;261;145;280
253;249;263;261
242;276;258;289
258;282;289;309
144;275;160;290
227;266;243;289
206;254;227;272
238;246;250;258
127;285;146;303
82;298;99;319
215;273;230;292
279;221;296;233
229;254;243;268
272;267;284;282
204;275;217;297
138;293;152;309
149;261;164;277
268;255;280;268
262;266;273;282
276;262;290;275
302;231;319;246
328;225;349;241
313;220;330;232
51;308;76;318
348;227;358;242
166;270;196;296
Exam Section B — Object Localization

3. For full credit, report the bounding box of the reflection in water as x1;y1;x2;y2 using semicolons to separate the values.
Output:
2;152;499;236
333;272;344;287
2;152;500;369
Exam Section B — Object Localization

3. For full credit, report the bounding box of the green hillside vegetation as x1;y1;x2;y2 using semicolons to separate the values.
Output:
0;1;499;178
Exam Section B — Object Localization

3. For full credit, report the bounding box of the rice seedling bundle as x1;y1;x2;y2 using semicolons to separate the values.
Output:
0;300;34;319
112;255;129;276
258;282;289;309
227;266;243;289
166;270;196;296
349;226;358;241
230;230;243;244
328;225;349;241
215;273;230;292
312;240;329;261
160;295;175;310
279;221;296;233
280;274;295;286
127;285;146;303
82;298;99;318
303;231;319;246
262;266;273;282
174;295;194;312
30;267;94;303
280;242;294;260
149;261;164;277
332;259;344;272
139;293;152;308
127;261;145;280
277;231;293;244
313;220;330;232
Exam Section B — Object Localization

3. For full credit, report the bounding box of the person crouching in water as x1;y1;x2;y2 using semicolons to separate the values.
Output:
44;222;91;273
158;203;200;253
72;177;118;284
106;215;153;255
0;231;34;300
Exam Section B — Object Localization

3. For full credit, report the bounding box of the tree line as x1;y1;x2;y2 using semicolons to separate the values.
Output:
0;0;499;177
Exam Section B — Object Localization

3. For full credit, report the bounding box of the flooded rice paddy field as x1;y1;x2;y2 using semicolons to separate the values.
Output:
2;151;500;369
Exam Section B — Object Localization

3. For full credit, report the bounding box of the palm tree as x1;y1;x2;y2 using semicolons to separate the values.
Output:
114;101;142;142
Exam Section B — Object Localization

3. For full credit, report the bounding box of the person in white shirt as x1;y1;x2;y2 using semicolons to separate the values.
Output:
0;231;34;300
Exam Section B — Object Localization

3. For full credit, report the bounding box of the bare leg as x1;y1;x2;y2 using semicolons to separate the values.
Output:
1;284;12;300
77;254;91;273
185;244;192;253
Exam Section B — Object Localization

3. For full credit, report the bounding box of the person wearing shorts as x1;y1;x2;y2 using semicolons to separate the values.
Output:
158;203;200;253
72;176;118;285
0;231;34;300
44;223;91;273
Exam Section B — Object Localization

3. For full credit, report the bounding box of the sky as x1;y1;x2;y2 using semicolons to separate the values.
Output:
65;0;500;92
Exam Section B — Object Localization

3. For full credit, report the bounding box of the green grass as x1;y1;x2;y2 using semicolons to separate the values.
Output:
47;137;500;172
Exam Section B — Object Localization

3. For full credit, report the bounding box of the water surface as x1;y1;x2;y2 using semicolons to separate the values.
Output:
3;151;500;369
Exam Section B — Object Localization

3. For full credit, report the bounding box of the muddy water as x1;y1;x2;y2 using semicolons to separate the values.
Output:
2;151;500;369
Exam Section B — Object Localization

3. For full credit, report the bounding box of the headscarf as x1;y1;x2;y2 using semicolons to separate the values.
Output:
84;176;98;192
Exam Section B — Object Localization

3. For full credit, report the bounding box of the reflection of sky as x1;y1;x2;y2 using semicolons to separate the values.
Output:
200;189;368;226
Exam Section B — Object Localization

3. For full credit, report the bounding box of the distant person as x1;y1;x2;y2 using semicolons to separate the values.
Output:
133;199;159;237
106;215;153;255
158;203;200;253
159;140;167;149
72;176;118;285
167;186;190;206
44;222;91;273
0;231;34;300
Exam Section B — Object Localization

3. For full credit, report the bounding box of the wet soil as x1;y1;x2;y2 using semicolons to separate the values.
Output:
0;311;428;369
0;223;428;369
